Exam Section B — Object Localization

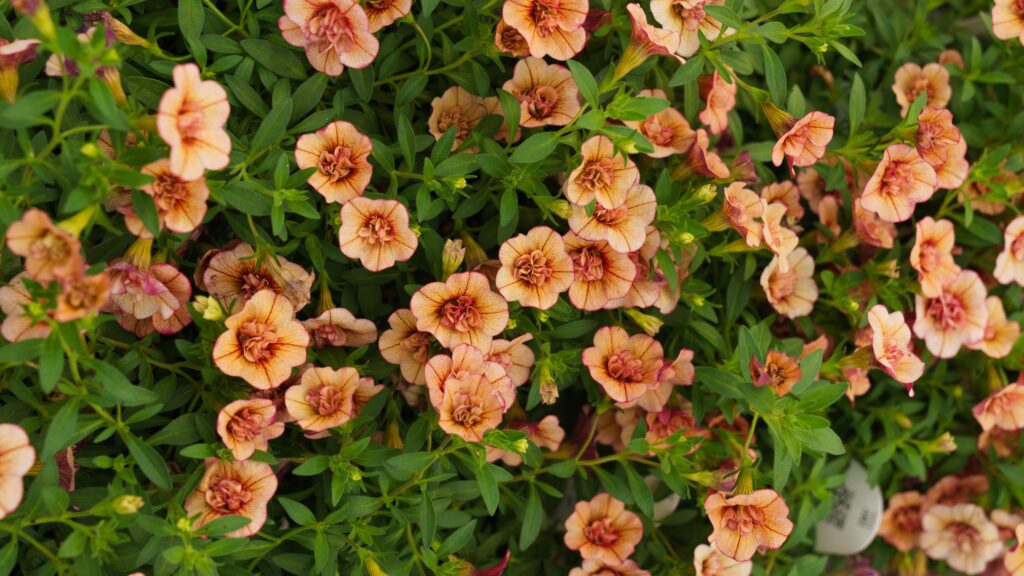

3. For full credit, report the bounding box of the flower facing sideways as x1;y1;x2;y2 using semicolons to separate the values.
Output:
5;208;83;282
721;182;763;248
495;226;574;310
0;273;52;343
302;307;378;348
705;489;793;562
693;543;752;576
338;197;419;272
428;86;491;150
760;248;817;319
623;89;694;158
993;0;1024;44
699;71;737;135
156;63;231;181
973;382;1024;433
278;0;379;76
966;296;1020;359
486;334;536;388
217;399;285;461
878;491;924;553
295;120;373;205
378;308;432;385
569;559;651;576
910;217;960;298
363;0;411;32
769;111;835;170
285;366;363;432
749;350;801;397
867;305;924;392
0;423;36;520
494;19;531;56
184;458;278;538
995;215;1024;286
1006;525;1024;575
564;493;644;566
583;326;664;404
650;0;727;58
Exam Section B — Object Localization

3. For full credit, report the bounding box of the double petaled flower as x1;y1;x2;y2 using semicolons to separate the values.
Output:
279;0;379;76
503;57;580;127
338;197;419;272
495;226;574;310
913;270;987;359
565;136;640;208
285;366;364;432
583;326;663;403
867;305;924;392
410;272;509;350
217;399;284;461
564;493;644;566
705;489;793;562
157;64;231;181
295;120;374;205
502;0;588;60
184;458;278;538
860;144;937;223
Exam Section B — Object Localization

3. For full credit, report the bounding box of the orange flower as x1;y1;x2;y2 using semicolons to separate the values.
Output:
564;233;637;311
279;0;379;76
623;89;694;158
816;195;841;240
157;63;231;181
979;427;1020;459
295;120;373;205
338;197;419;272
184;458;277;538
966;296;1020;359
5;208;83;281
915;107;961;167
910;217;960;297
0;423;36;520
495;226;574;310
410;271;509;350
994;0;1024;44
200;242;314;314
583;326;663;403
110;263;192;337
302;307;378;348
124;159;210;236
502;0;587;60
434;365;506;442
486;334;535;388
693;543;752;576
565;135;640;208
878;491;924;552
860;144;937;223
1007;525;1024;575
995;216;1024;286
650;0;726;57
363;0;411;31
623;4;685;63
285;366;363;432
705;489;793;562
428;86;490;150
217;399;284;461
973;382;1024;432
770;111;835;169
644;405;705;451
932;137;969;191
569;184;657;253
938;49;965;69
55;271;110;323
212;290;310;390
0;273;51;342
760;248;817;319
920;504;1001;575
852;198;895;249
913;270;987;359
425;343;515;411
868;305;924;390
378;308;432;385
503;57;580;127
722;182;764;247
749;350;801;397
759;201;798;271
564;493;644;566
923;475;989;509
759;182;803;226
494;19;531;56
893;62;952;117
699;71;737;135
570;559;651;576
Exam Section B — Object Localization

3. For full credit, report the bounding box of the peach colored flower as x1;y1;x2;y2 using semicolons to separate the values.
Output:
760;201;798;270
974;383;1024;432
564;233;637;311
722;182;763;247
338;197;418;272
569;184;657;253
604;228;666;310
428;86;490;150
760;182;804;226
816;195;841;240
157;63;230;181
1007;525;1024;575
583;326;663;403
996;216;1024;286
693;543;752;576
705;489;793;562
565;136;640;208
110;263;192;337
852;198;895;249
645;405;705;451
295;120;373;204
913;270;987;359
217;399;284;461
843;368;871;404
923;475;989;509
623;89;694;158
620;4;685;73
0;423;35;519
910;217;959;297
55;271;110;323
363;0;411;31
770;111;835;169
650;0;726;58
200;242;314;314
570;559;651;576
938;49;965;69
279;0;379;76
434;367;506;442
860;144;937;223
302;307;377;348
495;19;531;56
915;107;961;167
125;159;210;236
410;271;509;350
893;62;952;117
867;305;924;390
212;290;310;390
503;57;580;127
285;366;363;432
488;414;564;466
682;128;730;179
921;504;1001;575
495;226;574;310
750;350;801;397
879;491;924;552
184;458;277;538
379;308;432;385
760;248;817;319
5;208;83;282
967;297;1020;359
486;334;535;388
699;71;737;135
425;343;515;412
0;38;39;103
564;493;644;566
932;136;969;190
0;273;51;343
994;0;1024;44
979;427;1020;458
502;0;587;60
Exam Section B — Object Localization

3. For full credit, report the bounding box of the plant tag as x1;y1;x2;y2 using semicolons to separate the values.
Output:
814;460;883;555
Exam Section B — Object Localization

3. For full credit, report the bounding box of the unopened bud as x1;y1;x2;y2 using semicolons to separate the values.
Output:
540;379;559;405
442;239;466;280
459;233;489;270
80;143;102;159
677;232;696;245
927;432;957;454
384;420;403;449
876;259;900;279
364;557;387;576
549;199;573;219
450;176;467;190
193;296;225;321
624;309;663;336
618;140;639;154
113;494;144;514
175;517;192;532
350;468;362;482
894;413;913;429
512;438;529;454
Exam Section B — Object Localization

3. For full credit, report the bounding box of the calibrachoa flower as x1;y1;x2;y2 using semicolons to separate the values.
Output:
923;475;989;508
621;4;685;73
994;0;1024;44
759;201;798;270
910;217;959;297
722;182;764;247
212;290;310;390
302;307;378;348
425;343;514;411
428;86;490;150
604;227;664;310
564;233;637;311
973;382;1024;432
920;503;1002;575
693;543;752;576
503;57;580;127
487;414;564;466
568;184;657;253
699;71;737;135
705;489;794;562
217;399;285;461
760;247;818;319
860;144;937;223
184;458;278;538
565;136;640;208
852;198;896;249
157;63;231;181
583;326;663;403
767;110;836;170
126;159;209;235
486;334;535;387
650;0;726;58
502;0;587;60
495;226;574;309
5;208;83;282
892;62;952;117
1007;525;1024;575
363;0;411;32
867;305;924;391
0;424;35;520
564;493;644;566
750;350;801;397
760;182;804;226
913;270;987;359
995;216;1024;286
55;271;110;323
570;559;651;576
681;129;730;179
932;137;969;190
378;309;432;385
295;120;373;205
494;19;531;56
200;242;315;313
110;263;193;337
0;38;39;103
623;89;694;158
410;271;509;350
966;296;1020;359
0;274;51;343
279;0;379;76
434;367;507;442
285;366;363;432
338;196;419;272
878;491;924;552
915;107;961;167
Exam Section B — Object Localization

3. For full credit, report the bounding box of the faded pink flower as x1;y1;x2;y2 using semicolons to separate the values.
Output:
184;458;277;538
650;0;727;58
0;424;36;520
966;296;1020;359
910;217;960;297
893;62;952;117
569;184;657;253
217;399;284;461
760;248;817;319
770;111;835;169
338;197;419;272
860;144;937;223
279;0;379;76
302;307;378;348
913;270;988;359
583;326;663;404
156;63;231;181
623;89;694;158
699;70;737;135
503;57;580;127
565;135;640;208
295;120;373;204
502;0;588;60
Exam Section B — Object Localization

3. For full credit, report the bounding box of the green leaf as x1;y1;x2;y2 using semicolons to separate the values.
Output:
761;44;787;105
669;55;705;87
278;497;317;526
42;399;79;460
86;77;130;131
437;520;477;557
292;455;331;476
791;425;846;455
499;188;518;227
124;432;173;489
241;39;308;80
386;452;435;474
694;367;746;399
178;0;207;67
131;189;161;237
496;89;520;139
625;465;653;518
702;4;744;29
149;414;201;447
39;333;64;393
567;60;599;108
85;358;159;406
398;113;416;168
546;460;577;478
519;486;543;549
477;463;500;515
509;132;559;164
849;73;866;134
419;489;436;546
655;249;678;295
249;98;293;156
196;515;251;536
0;91;61;129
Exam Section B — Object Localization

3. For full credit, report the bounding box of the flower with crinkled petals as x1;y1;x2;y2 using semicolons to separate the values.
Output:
699;70;736;135
967;296;1021;359
995;216;1024;286
55;271;109;323
693;543;752;576
157;63;231;181
650;0;727;58
973;382;1024;432
893;62;952;117
644;404;705;451
1007;525;1024;575
494;18;531;56
410;272;509;351
583;326;663;404
503;57;580;127
184;458;277;538
867;305;924;391
760;248;817;319
363;0;411;31
852;198;895;249
338;197;418;272
109;263;192;337
428;86;490;150
124;159;209;236
0;273;51;343
564;233;637;311
495;226;574;310
916;107;961;167
212;290;310;390
425;343;515;412
569;184;657;253
0;38;40;103
570;559;650;576
721;182;763;247
217;399;284;461
705;489;793;562
860;144;937;223
994;0;1024;44
5;208;84;282
487;334;535;388
913;270;987;359
750;350;801;397
0;423;35;520
910;217;959;297
604;227;664;310
302;307;378;348
770;111;835;170
565;136;640;208
435;368;506;442
564;493;644;566
878;491;924;552
923;475;989;509
920;503;1001;575
680;129;730;179
623;89;694;158
379;309;432;385
760;201;798;272
285;366;362;432
760;182;803;226
295;120;373;205
200;242;315;314
502;0;588;60
278;0;379;76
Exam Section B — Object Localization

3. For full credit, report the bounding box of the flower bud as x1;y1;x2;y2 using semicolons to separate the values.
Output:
384;421;403;449
696;184;718;204
925;432;957;454
175;517;192;533
459;233;489;270
512;438;529;454
549;199;573;219
624;309;663;336
449;176;467;190
193;296;225;321
894;413;913;429
364;557;388;576
113;494;144;515
349;468;362;482
442;239;465;280
677;232;695;245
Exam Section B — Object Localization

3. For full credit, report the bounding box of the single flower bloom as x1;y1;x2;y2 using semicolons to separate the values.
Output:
759;201;798;271
106;261;183;322
760;247;817;319
111;263;192;337
681;128;730;179
302;307;378;348
128;159;210;235
852;198;895;249
966;296;1020;359
570;559;651;576
495;226;574;310
378;308;432;385
915;107;961;167
582;326;663;404
623;89;694;158
184;458;277;538
0;273;52;343
759;182;804;226
938;49;965;69
878;491;924;552
860;144;937;223
750;350;801;397
913;270;988;359
502;0;588;60
565;135;640;208
973;383;1024;432
0;423;36;520
410;271;509;350
1006;525;1024;575
699;71;737;135
564;233;637;311
569;184;657;253
486;334;535;388
425;343;515;412
502;57;580;127
693;543;752;576
285;366;362;432
995;216;1024;286
770;111;835;169
705;489;793;562
5;208;84;282
722;182;764;247
867;305;924;391
212;290;310;390
0;38;40;103
200;242;315;314
428;86;490;150
843;367;871;404
494;18;531;56
295;120;373;205
622;3;685;66
156;63;231;181
435;369;506;442
55;271;110;323
217;399;285;461
994;0;1024;44
920;503;1001;575
650;0;726;58
893;62;952;117
338;197;418;272
910;217;960;297
363;0;411;32
564;493;644;566
279;0;379;76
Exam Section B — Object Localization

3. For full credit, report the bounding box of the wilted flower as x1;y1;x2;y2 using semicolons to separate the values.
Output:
623;89;694;158
157;63;231;181
766;108;835;170
966;296;1020;359
184;458;278;538
109;263;192;337
583;326;663;403
565;136;640;208
913;270;987;359
910;217;959;297
722;182;764;247
364;0;411;31
0;274;51;343
5;208;84;282
750;350;801;397
650;0;727;58
495;226;574;310
200;242;315;314
973;382;1024;432
0;423;36;520
279;0;379;76
699;71;737;135
55;271;110;323
693;543;752;576
378;309;432;385
893;62;952;117
564;493;644;566
569;184;657;253
126;159;210;235
0;38;40;103
494;19;531;56
502;0;587;60
760;248;817;319
295;120;374;205
867;305;924;391
503;57;580;127
410;271;509;351
302;307;378;348
760;201;798;271
217;399;285;461
878;491;924;552
563;233;637;310
920;504;1001;575
285;366;363;432
705;489;793;562
338;197;419;272
860;144;937;223
995;216;1024;286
